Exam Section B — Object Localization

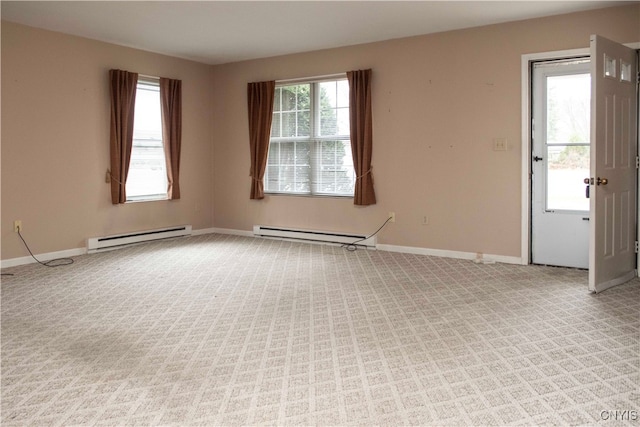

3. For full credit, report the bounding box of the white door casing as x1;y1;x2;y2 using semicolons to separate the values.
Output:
589;35;638;293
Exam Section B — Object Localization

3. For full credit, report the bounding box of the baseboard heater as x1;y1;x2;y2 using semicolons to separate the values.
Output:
253;225;376;248
87;225;192;253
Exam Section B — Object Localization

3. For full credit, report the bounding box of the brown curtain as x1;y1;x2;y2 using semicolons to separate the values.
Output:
109;69;138;204
247;81;276;199
347;69;376;205
160;78;182;199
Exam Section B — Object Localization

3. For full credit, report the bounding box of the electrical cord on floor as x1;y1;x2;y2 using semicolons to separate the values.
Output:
342;216;393;252
17;229;74;268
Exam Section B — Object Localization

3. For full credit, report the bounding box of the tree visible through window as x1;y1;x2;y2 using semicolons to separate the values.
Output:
545;72;590;211
265;79;355;196
126;78;168;201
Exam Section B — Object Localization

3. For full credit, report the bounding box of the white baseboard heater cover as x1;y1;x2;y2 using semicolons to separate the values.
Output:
253;225;376;248
87;225;192;253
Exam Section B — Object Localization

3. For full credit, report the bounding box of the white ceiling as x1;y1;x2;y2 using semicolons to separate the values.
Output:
1;1;632;65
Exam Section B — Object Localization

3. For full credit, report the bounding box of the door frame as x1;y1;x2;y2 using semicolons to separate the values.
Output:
520;43;640;267
530;58;591;269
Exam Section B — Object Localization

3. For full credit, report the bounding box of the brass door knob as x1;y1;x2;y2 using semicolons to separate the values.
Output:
597;177;608;186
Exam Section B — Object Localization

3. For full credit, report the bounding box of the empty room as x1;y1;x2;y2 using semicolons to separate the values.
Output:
1;1;639;425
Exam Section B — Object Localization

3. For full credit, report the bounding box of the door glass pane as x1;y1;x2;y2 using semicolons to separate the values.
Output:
545;72;590;212
546;73;590;144
604;54;616;78
620;61;632;82
547;145;589;211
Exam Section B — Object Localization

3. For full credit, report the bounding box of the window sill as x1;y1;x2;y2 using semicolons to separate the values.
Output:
264;192;353;200
126;195;169;203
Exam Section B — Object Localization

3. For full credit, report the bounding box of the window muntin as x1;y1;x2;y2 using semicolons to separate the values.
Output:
265;79;355;196
126;79;168;201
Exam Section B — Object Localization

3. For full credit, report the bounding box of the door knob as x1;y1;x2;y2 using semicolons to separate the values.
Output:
584;178;591;184
597;177;608;186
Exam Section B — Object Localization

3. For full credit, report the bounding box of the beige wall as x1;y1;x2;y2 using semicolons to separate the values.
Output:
1;22;214;260
211;4;639;258
2;5;639;262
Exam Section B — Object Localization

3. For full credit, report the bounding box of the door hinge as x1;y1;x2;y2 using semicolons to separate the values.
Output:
635;241;639;254
636;156;639;169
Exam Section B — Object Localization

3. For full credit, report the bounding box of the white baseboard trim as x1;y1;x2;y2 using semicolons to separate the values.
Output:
201;227;525;264
196;227;254;238
1;247;87;269
1;229;248;269
202;227;525;264
191;227;218;236
1;230;523;269
376;244;524;265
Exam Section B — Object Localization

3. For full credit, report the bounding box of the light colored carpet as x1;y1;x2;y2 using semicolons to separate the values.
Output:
1;233;638;426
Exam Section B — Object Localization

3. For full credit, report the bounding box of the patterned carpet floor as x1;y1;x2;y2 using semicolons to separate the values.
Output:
1;233;638;426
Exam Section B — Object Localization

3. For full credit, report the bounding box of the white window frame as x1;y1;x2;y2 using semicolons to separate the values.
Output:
126;77;168;202
265;74;355;197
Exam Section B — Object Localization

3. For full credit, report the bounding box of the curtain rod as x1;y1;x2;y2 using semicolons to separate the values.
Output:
277;72;346;84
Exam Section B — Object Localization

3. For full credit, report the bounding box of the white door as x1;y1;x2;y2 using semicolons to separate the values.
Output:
588;35;638;293
532;59;591;268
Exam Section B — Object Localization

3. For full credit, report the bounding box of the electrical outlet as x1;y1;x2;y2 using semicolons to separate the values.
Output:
389;212;396;223
14;220;22;233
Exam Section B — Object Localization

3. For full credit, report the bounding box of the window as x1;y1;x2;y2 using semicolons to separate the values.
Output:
126;78;168;201
265;78;355;196
544;71;591;211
